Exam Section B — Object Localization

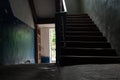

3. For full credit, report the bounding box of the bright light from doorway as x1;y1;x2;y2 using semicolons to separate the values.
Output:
49;28;56;63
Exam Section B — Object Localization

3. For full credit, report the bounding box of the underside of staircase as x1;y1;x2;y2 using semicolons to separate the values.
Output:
59;14;120;66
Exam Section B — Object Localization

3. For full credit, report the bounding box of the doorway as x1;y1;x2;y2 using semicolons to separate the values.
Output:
49;28;56;63
37;24;56;63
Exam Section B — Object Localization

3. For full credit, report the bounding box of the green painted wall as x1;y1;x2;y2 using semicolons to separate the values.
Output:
1;18;35;64
0;0;35;64
65;0;81;14
81;0;120;55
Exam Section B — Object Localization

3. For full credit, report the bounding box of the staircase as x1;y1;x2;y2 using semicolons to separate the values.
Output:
59;14;120;66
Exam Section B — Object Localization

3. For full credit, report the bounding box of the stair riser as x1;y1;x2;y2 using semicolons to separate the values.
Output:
61;37;107;41
61;42;111;48
67;15;90;18
65;26;98;29
66;19;92;22
66;22;93;24
66;17;92;21
67;16;89;18
64;32;103;36
60;57;120;66
61;49;117;56
67;15;90;17
66;25;96;27
66;17;90;19
67;14;88;16
65;28;99;31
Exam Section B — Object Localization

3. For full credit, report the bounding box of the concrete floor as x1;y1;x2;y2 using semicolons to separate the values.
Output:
0;64;60;80
60;64;120;80
0;64;120;80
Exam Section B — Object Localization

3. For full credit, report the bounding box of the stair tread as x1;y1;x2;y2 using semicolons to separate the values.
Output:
65;32;102;35
66;31;101;33
63;47;114;50
65;31;102;34
66;20;92;21
65;26;97;28
66;21;93;23
61;48;117;56
67;15;89;17
66;25;96;27
62;37;107;42
66;26;97;28
67;17;91;18
66;17;90;19
64;34;103;36
66;15;90;18
65;35;104;37
64;35;103;37
61;41;111;48
67;14;88;16
66;27;99;31
66;23;95;26
62;41;108;43
61;55;120;58
62;47;115;50
67;15;89;16
65;28;99;31
62;48;116;54
64;36;106;39
65;31;102;35
60;56;120;66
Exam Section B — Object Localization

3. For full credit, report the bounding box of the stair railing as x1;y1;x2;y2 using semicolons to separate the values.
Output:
55;0;67;65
